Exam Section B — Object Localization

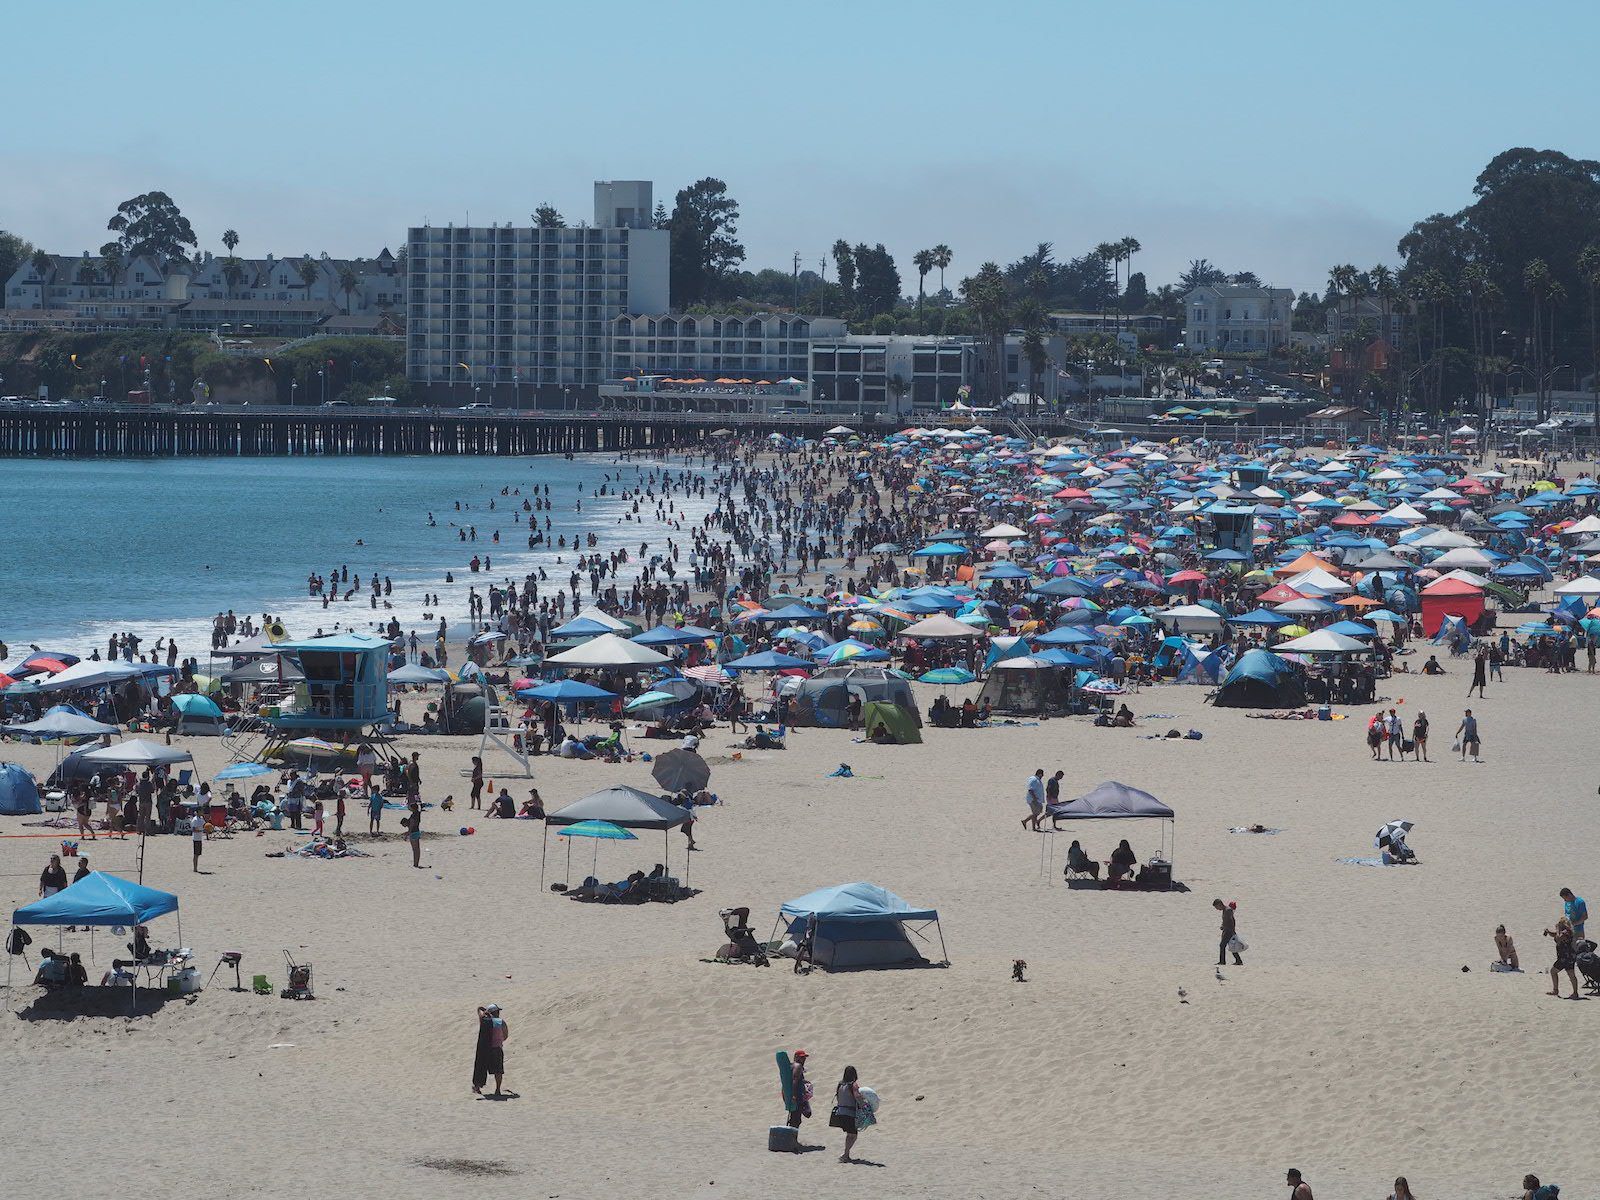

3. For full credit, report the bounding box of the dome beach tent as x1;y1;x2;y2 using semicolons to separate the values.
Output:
1045;781;1177;887
541;784;690;891
0;763;42;815
9;871;180;1011
1213;648;1306;708
775;882;948;970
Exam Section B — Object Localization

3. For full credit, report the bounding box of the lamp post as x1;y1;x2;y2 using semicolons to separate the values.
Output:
99;378;107;403
318;369;326;405
855;374;863;421
563;386;571;412
291;379;298;407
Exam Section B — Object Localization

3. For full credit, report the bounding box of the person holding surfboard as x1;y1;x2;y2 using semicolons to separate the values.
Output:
786;1049;812;1131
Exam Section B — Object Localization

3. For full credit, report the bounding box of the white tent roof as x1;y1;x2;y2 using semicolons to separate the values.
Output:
1381;502;1427;523
1409;529;1479;550
545;634;668;668
1158;604;1226;628
78;738;194;766
898;614;985;639
1563;514;1600;536
35;660;146;693
1554;575;1600;596
979;523;1026;538
1272;630;1372;654
1429;546;1497;571
1284;567;1353;595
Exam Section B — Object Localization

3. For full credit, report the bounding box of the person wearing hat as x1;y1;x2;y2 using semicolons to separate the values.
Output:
473;1003;509;1096
786;1049;813;1132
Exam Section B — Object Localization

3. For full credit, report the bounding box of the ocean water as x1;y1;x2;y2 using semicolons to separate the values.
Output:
0;452;717;666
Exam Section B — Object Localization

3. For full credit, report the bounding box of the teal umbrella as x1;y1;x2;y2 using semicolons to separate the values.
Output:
556;819;636;840
918;667;976;685
556;818;638;879
624;689;678;713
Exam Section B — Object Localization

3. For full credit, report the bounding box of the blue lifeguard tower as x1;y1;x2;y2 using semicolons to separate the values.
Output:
1204;501;1257;553
264;632;393;731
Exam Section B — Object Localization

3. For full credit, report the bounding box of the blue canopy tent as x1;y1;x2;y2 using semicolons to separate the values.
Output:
775;881;947;970
1177;644;1224;684
9;871;180;1008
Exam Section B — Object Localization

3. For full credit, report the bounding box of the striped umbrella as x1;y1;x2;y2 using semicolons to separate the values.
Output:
1375;819;1414;849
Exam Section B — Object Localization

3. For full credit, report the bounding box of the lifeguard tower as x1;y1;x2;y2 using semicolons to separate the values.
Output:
264;632;393;730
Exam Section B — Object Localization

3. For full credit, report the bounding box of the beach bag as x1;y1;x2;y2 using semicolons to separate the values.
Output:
1450;739;1461;753
7;928;31;955
1226;935;1247;954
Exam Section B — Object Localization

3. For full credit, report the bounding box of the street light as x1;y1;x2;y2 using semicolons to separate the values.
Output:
318;369;326;405
291;380;299;407
563;386;571;412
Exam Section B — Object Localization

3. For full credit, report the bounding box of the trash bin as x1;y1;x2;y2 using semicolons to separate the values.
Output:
767;1125;798;1153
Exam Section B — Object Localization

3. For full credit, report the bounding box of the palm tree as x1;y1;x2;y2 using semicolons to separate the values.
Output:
337;265;359;315
831;240;855;311
1117;236;1141;330
297;256;320;299
931;244;952;298
961;262;1010;406
1579;243;1600;436
221;255;246;300
1016;298;1049;419
1523;259;1561;421
222;228;239;256
912;249;935;332
29;248;52;307
1094;242;1120;322
99;246;123;290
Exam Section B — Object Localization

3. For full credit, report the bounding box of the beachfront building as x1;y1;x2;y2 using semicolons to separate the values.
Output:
1181;283;1294;354
1326;295;1404;346
807;335;977;417
405;180;670;405
605;313;845;381
2;249;406;336
1047;311;1169;352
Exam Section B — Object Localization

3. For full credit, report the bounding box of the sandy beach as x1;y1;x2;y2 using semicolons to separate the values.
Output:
3;645;1596;1198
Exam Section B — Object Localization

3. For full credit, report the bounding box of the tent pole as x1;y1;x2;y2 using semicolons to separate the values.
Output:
937;918;949;965
538;822;548;892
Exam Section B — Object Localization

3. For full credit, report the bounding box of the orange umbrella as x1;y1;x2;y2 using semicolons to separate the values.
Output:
1340;595;1381;608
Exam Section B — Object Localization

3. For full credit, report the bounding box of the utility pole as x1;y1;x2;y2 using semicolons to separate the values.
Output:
819;256;828;317
792;251;801;312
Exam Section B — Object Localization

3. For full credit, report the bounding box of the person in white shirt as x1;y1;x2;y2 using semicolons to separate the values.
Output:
191;810;206;872
1022;768;1047;832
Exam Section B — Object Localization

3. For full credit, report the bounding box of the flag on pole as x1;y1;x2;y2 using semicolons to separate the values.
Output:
70;353;83;370
262;357;275;374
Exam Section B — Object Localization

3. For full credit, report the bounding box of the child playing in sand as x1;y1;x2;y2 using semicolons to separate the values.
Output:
1494;925;1519;970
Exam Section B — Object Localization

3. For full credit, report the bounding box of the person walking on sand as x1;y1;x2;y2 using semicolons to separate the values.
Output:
469;756;484;811
1285;1167;1313;1200
830;1065;863;1163
39;854;68;899
1468;649;1487;698
472;1003;509;1096
1386;708;1403;761
1022;768;1047;832
1214;898;1242;965
1389;1177;1415;1200
1545;917;1580;999
1412;711;1430;762
367;784;384;835
1456;709;1482;762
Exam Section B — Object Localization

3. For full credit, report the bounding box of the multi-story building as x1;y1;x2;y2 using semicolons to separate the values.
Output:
1181;284;1294;354
1047;311;1168;351
607;312;844;381
807;335;978;415
2;248;406;336
405;180;669;402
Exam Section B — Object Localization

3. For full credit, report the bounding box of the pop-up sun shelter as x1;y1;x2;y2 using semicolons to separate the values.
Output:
1045;781;1177;885
0;763;42;815
541;784;689;891
776;882;948;970
9;871;180;1010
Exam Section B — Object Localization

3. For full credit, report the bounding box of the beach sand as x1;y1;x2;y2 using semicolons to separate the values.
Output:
3;653;1597;1198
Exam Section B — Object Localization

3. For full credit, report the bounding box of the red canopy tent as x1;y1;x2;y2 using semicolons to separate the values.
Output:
1419;576;1485;636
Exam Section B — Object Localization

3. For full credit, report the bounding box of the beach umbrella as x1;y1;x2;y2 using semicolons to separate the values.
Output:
516;679;617;703
556;818;639;877
651;748;711;793
1375;819;1415;849
684;664;732;687
918;667;976;685
215;761;274;780
724;650;814;672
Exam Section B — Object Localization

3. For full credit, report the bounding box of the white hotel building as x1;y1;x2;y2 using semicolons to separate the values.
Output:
406;181;669;401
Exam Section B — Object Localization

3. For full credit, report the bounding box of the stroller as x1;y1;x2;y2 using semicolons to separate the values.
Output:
1576;939;1600;994
281;950;315;1000
716;907;769;966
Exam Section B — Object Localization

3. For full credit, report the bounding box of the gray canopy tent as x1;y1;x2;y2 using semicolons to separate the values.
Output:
541;784;690;891
1044;780;1177;887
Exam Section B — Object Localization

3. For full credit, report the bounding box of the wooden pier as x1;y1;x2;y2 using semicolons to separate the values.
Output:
0;405;878;458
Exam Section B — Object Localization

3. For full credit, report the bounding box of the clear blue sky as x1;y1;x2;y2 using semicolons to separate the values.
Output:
4;0;1595;296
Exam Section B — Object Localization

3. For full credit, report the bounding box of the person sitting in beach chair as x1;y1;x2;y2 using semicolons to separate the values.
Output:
1064;839;1100;881
1105;839;1137;887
